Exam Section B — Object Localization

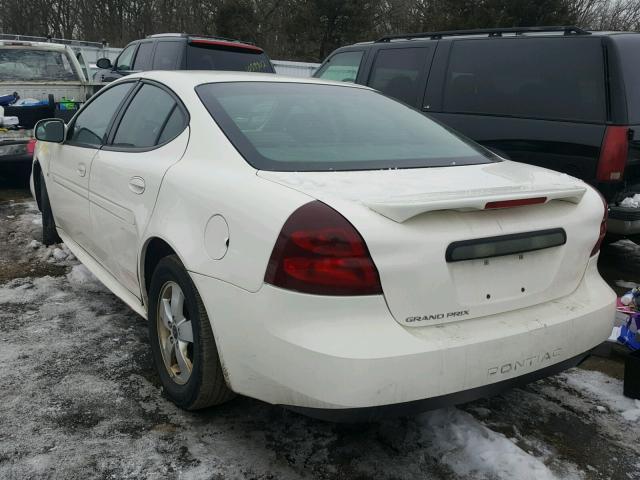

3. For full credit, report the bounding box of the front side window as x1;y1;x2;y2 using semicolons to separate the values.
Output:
443;38;606;122
196;82;496;172
67;82;134;147
116;44;137;71
153;42;182;70
112;84;184;148
0;48;78;81
315;51;363;83
368;47;430;106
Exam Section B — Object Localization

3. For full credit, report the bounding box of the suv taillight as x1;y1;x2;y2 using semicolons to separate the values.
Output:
591;194;608;257
596;126;630;182
265;201;382;295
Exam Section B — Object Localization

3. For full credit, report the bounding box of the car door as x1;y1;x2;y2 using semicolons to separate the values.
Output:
47;81;136;251
88;81;189;297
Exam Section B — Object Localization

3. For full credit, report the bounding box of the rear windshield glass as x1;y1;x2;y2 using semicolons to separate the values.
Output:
196;82;497;171
0;48;78;81
186;44;274;73
443;37;606;123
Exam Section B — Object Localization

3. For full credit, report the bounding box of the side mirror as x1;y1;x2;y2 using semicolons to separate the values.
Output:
35;119;65;143
96;57;112;69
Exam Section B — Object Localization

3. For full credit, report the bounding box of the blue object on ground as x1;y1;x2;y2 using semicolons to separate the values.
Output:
618;312;640;351
0;93;18;106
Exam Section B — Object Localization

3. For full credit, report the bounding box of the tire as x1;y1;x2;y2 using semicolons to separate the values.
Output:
148;254;234;410
40;171;62;246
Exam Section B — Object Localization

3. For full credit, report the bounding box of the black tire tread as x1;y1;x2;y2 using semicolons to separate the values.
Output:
40;171;62;246
149;254;234;410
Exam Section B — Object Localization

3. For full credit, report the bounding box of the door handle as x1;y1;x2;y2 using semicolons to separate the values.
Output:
128;176;146;195
77;163;86;177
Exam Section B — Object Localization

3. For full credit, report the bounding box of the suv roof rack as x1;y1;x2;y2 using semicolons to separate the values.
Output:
0;33;105;48
146;32;256;46
376;25;590;43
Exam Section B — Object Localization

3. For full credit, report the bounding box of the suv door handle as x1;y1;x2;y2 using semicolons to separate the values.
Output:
128;176;145;194
77;163;86;177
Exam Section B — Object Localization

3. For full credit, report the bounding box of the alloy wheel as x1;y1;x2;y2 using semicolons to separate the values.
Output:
157;281;194;385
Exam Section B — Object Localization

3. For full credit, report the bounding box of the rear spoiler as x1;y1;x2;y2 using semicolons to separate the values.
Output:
364;184;586;222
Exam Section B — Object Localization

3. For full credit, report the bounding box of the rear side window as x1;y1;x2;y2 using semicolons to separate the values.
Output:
112;84;184;148
443;38;606;122
133;42;154;70
369;47;430;106
153;41;182;70
186;44;273;72
613;35;640;123
67;82;134;147
315;51;363;82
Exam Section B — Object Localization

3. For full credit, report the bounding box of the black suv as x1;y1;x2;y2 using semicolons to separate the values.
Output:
314;26;640;240
96;33;275;82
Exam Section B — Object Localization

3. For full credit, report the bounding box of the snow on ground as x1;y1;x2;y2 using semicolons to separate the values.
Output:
1;197;640;480
619;194;640;209
560;370;640;422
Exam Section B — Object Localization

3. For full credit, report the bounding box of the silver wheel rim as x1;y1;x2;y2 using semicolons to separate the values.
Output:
157;281;194;385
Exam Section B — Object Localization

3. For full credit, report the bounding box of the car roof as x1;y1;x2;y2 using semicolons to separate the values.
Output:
336;28;640;50
122;70;372;90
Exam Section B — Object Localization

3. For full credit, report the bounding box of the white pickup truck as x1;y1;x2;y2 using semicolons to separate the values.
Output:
0;40;96;177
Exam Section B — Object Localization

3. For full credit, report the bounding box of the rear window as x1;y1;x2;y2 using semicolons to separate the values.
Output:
186;44;273;73
0;48;78;81
196;82;496;172
443;37;606;122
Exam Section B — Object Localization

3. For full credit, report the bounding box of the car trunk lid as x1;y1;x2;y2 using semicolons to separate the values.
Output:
259;160;602;327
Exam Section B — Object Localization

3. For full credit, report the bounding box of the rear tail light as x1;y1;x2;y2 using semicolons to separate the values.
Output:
591;193;608;257
26;139;36;155
265;201;382;295
596;126;630;182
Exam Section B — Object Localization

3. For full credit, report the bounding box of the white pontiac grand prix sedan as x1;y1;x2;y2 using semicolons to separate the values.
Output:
31;71;615;421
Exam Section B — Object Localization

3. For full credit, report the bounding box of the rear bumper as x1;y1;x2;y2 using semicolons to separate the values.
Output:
191;257;615;418
288;352;590;421
607;206;640;235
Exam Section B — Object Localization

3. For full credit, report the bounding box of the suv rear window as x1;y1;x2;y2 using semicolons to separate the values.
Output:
443;37;606;123
186;44;273;73
196;82;496;172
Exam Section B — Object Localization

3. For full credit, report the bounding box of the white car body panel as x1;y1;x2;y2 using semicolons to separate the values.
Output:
88;128;190;297
33;71;616;414
47;142;98;251
191;257;613;409
258;163;605;327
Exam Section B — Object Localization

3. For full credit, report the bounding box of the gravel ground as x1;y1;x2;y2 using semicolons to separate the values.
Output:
1;182;639;480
